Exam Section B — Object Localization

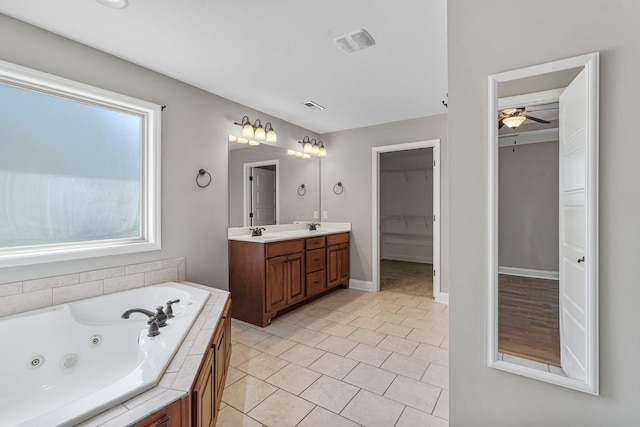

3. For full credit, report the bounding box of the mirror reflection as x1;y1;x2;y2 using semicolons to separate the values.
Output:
489;53;599;394
228;140;320;227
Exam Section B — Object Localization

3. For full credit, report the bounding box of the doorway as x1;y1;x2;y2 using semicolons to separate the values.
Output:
372;140;441;302
243;160;279;226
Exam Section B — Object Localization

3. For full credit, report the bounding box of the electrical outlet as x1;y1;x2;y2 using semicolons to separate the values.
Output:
322;211;328;220
313;211;319;219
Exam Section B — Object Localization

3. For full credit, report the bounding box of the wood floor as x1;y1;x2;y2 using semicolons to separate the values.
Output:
498;274;560;367
380;260;433;297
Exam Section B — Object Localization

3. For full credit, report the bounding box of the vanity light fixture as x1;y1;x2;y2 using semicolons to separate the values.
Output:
287;150;296;156
237;137;249;144
96;0;129;9
298;136;327;157
234;116;277;142
228;135;237;142
248;140;260;146
302;154;311;159
301;136;313;153
502;115;527;129
311;140;320;155
318;141;327;157
254;120;266;140
265;123;277;142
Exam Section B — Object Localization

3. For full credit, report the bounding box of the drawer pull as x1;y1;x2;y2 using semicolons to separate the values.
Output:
314;280;319;284
154;415;170;427
313;258;319;261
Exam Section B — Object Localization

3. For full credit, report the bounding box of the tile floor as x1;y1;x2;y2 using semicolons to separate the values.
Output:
217;288;449;427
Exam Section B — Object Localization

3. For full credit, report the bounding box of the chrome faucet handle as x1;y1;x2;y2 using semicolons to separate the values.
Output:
166;299;180;318
147;316;160;337
154;306;168;327
308;223;321;231
250;227;267;237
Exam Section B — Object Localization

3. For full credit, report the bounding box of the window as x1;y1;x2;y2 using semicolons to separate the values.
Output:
0;60;161;267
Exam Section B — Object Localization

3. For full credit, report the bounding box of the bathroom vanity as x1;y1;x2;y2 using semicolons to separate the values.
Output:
228;225;351;327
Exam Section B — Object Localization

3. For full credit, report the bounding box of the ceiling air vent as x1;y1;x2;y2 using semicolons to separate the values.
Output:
302;100;325;111
334;29;376;53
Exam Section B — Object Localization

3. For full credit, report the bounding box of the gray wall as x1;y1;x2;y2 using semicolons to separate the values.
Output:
498;141;559;272
0;14;315;289
321;114;449;292
449;0;640;425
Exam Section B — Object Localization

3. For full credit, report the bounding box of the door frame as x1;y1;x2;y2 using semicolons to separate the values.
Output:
242;160;279;226
371;139;442;302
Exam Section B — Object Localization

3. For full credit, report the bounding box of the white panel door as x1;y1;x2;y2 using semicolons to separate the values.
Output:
559;68;591;381
251;167;276;226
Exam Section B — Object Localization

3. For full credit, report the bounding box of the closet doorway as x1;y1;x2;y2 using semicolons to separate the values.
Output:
372;140;441;301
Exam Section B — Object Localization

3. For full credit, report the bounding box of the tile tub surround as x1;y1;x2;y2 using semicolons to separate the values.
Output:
78;281;230;427
221;288;449;426
0;257;186;318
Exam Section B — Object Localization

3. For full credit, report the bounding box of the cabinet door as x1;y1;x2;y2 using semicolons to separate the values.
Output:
287;252;305;304
327;244;340;288
339;243;350;286
131;397;184;427
213;320;226;412
266;255;288;312
191;349;214;427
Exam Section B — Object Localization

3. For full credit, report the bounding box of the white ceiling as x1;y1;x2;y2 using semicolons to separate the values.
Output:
0;0;448;134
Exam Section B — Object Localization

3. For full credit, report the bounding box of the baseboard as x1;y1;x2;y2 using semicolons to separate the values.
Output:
349;279;375;292
436;292;449;304
381;253;433;264
498;266;559;281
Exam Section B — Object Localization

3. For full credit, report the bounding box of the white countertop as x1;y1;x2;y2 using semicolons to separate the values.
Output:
227;222;351;243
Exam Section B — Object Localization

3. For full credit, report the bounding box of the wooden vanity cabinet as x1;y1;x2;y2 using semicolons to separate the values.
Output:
327;233;350;289
131;396;188;427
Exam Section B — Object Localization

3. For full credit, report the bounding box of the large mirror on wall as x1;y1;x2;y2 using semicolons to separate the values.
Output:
487;53;599;394
228;139;320;227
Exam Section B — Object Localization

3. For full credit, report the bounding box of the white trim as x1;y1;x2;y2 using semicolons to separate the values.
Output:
372;140;441;302
349;279;375;292
499;88;565;110
487;52;599;395
498;128;559;148
436;292;448;305
242;160;280;227
498;266;559;281
0;59;161;268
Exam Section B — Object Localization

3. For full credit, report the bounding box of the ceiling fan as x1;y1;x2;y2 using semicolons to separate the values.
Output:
498;107;551;129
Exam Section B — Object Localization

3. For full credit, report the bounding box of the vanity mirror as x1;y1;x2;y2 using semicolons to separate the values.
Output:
228;140;320;227
487;53;599;394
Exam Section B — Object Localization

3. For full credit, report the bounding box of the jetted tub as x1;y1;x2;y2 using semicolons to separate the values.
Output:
0;282;210;427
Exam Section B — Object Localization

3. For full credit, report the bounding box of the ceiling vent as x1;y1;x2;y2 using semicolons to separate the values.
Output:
334;29;376;53
302;100;325;111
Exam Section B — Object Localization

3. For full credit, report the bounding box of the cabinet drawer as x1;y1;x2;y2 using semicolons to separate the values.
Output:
306;270;326;297
306;248;326;273
305;236;326;250
326;233;349;245
266;240;304;258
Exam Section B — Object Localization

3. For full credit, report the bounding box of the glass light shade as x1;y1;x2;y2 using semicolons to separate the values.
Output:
254;125;266;140
303;142;312;152
237;137;248;144
502;115;526;129
266;129;277;142
318;146;327;157
311;142;320;155
242;123;255;137
287;150;296;156
294;151;303;157
249;140;260;146
303;154;311;159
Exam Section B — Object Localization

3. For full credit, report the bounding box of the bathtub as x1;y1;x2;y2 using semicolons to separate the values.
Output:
0;282;210;427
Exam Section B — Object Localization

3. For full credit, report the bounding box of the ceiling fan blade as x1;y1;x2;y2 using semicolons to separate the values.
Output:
524;115;551;124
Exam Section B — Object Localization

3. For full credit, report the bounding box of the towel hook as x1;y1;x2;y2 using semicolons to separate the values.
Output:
196;169;212;188
333;181;344;195
297;184;306;196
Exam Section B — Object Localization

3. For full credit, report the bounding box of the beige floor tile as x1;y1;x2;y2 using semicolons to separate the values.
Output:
393;295;423;308
247;389;315;427
323;310;358;324
376;322;413;338
397;306;428;319
265;363;321;395
295;316;334;332
433;389;449;420
225;366;247;386
279;343;326;367
216;405;262;427
264;322;303;339
289;328;330;347
377;335;419;356
229;343;262;368
346;343;392;367
251;335;297;356
374;311;407;325
235;353;289;380
316;335;359;356
384;375;441;413
380;352;429;380
349;316;385;330
297;406;360;427
222;375;277;413
343;363;396;395
401;316;436;330
424;310;448;323
274;311;309;324
323;321;358;338
412;343;449;366
341;389;404;427
440;335;449;349
308;352;359;380
300;375;359;413
233;328;273;347
297;305;332;318
371;302;402;314
396;407;448;427
351;307;381;318
347;328;387;346
422;363;449;389
406;328;446;346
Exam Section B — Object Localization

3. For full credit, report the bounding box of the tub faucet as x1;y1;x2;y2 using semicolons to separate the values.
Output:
147;316;160;337
121;307;169;327
250;227;266;237
308;223;321;231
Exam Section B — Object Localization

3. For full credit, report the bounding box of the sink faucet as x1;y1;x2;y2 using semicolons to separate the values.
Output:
250;227;266;237
308;223;321;231
121;306;169;327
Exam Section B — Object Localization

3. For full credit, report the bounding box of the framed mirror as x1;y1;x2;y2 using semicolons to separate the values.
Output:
487;53;599;394
228;140;320;227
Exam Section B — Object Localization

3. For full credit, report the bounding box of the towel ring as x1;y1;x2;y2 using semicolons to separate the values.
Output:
297;184;306;196
196;169;212;188
333;181;344;195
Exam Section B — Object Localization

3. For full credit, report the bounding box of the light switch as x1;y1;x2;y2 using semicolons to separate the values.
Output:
313;211;319;219
322;211;328;219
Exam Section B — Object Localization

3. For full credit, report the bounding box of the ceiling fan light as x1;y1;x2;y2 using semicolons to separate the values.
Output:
502;115;527;129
